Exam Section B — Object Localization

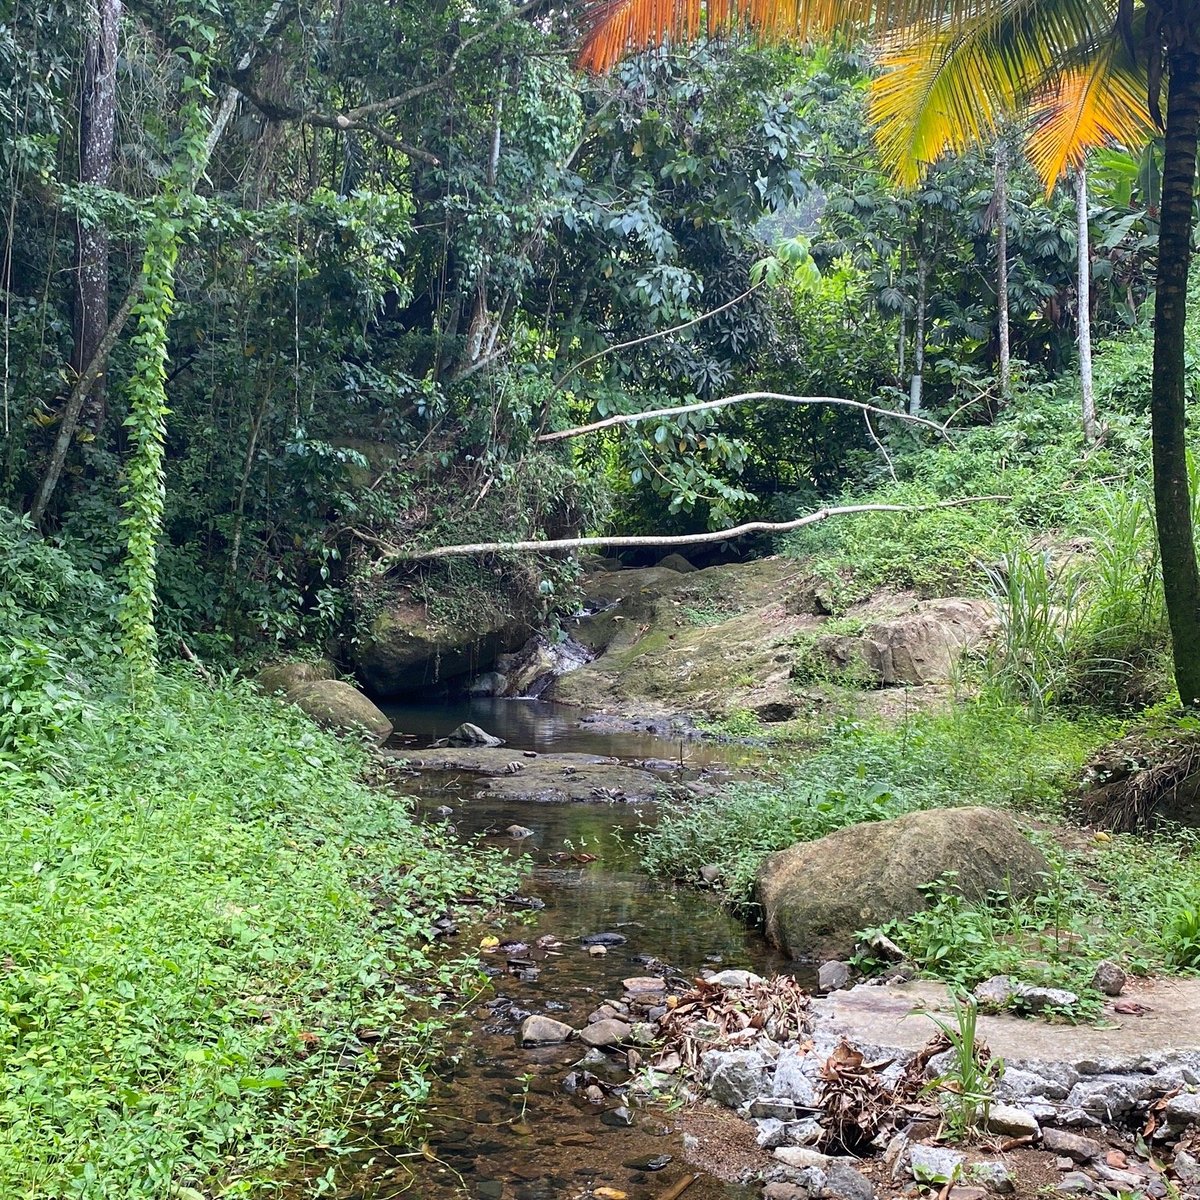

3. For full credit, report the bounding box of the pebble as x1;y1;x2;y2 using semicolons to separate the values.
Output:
584;1084;605;1104
506;824;535;839
588;945;607;957
773;1147;831;1169
969;1161;1015;1193
622;976;666;992
622;1154;672;1171
699;863;721;884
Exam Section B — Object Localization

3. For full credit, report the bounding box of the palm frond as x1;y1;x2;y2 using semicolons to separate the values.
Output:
867;0;1128;185
575;0;1109;74
1026;47;1152;186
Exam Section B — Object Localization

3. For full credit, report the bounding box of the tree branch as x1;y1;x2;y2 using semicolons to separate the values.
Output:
363;496;1009;563
553;280;764;387
537;391;954;445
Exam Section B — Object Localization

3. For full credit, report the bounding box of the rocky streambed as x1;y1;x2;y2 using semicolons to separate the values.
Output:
309;700;1200;1200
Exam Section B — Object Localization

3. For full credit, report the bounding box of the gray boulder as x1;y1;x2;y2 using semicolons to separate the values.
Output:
288;680;392;741
757;807;1049;960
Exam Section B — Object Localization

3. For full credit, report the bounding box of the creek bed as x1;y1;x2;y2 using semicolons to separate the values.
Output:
370;700;797;1199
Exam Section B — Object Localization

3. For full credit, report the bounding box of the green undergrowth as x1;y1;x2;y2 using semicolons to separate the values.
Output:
0;668;517;1198
640;700;1112;906
868;825;1200;1006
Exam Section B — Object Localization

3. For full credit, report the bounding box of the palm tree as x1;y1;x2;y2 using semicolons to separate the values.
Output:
578;0;1200;704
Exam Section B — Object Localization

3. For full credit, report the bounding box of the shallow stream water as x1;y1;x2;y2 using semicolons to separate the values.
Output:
359;699;796;1200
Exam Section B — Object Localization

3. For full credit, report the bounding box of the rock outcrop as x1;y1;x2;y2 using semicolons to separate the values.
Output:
757;806;1049;959
816;598;996;687
354;594;526;696
288;679;393;742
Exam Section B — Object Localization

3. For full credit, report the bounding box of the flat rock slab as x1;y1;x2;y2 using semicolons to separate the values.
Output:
815;980;1200;1071
475;762;665;805
385;747;618;774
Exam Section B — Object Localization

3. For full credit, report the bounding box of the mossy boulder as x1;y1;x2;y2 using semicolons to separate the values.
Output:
256;659;337;696
288;680;393;742
354;599;526;696
757;806;1049;960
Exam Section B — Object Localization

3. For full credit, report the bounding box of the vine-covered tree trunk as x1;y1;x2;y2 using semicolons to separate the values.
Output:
994;137;1011;400
1076;165;1097;445
1153;40;1200;705
73;0;121;435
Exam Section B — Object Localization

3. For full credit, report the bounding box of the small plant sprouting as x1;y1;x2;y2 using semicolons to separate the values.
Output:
919;992;1004;1141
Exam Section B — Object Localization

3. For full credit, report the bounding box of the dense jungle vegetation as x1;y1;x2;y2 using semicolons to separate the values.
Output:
3;0;1200;1194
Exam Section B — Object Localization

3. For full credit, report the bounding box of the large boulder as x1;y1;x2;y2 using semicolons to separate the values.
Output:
288;680;393;742
256;659;337;695
817;598;995;687
757;806;1049;960
355;597;526;696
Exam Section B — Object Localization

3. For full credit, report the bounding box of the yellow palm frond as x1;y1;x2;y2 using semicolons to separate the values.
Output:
867;0;1132;185
1025;49;1151;187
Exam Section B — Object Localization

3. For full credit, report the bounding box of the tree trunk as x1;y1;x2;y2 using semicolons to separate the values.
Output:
994;137;1011;400
1152;43;1200;705
72;0;121;435
909;255;927;415
1076;165;1097;445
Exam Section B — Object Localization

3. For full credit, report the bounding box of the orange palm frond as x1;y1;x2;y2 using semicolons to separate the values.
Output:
1026;50;1152;187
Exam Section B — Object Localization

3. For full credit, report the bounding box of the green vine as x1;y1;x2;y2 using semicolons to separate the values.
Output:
117;30;214;687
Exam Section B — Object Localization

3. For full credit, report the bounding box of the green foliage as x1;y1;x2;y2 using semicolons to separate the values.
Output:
0;668;517;1197
639;702;1106;906
921;994;1002;1142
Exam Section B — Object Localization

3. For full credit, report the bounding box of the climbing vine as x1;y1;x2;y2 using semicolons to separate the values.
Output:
117;29;214;685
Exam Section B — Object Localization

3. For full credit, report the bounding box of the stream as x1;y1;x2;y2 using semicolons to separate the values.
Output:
363;698;797;1200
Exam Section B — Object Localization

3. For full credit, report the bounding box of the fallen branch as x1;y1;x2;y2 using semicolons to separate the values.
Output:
366;496;1009;563
536;391;953;445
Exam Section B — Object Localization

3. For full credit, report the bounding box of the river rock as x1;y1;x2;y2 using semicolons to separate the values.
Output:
975;975;1019;1009
659;553;697;573
983;1104;1040;1138
818;960;852;993
256;658;337;695
623;976;666;993
770;1048;820;1108
970;1161;1015;1193
702;1048;770;1109
578;1019;632;1048
506;825;535;839
826;1162;877;1200
706;969;763;988
447;722;504;747
758;807;1049;960
287;680;393;741
1042;1129;1103;1163
1014;984;1079;1013
1091;959;1127;997
518;1014;574;1045
699;863;722;884
581;932;627;946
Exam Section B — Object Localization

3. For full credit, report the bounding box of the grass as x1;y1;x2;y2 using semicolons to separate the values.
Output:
639;700;1111;906
0;667;518;1198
